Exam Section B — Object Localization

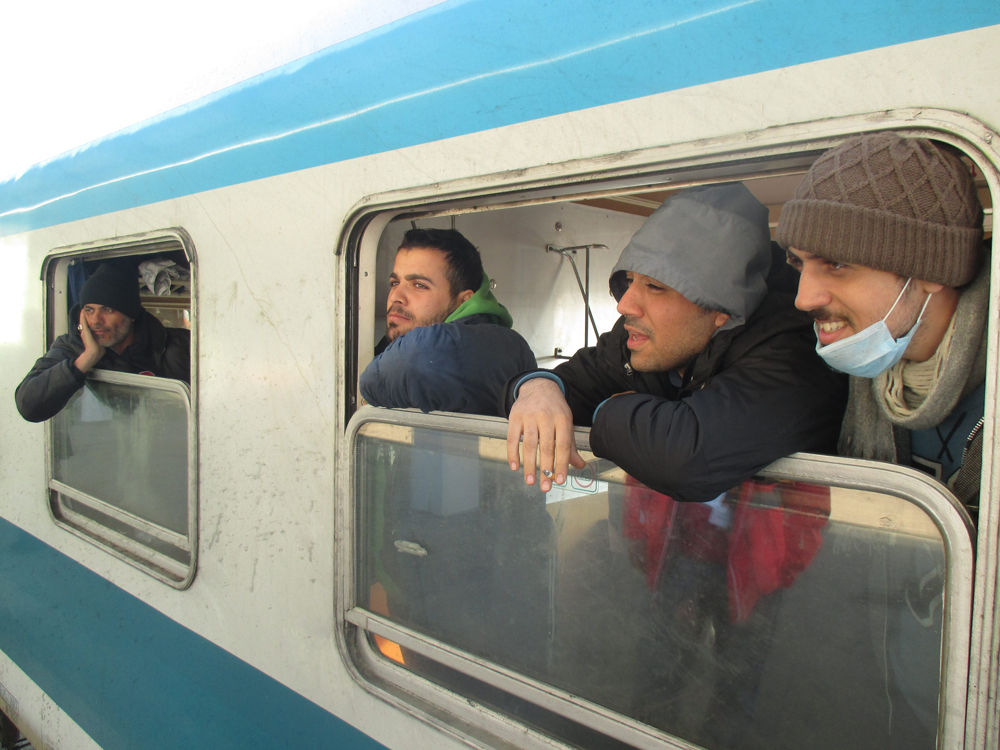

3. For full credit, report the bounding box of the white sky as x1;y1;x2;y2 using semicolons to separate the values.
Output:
0;0;448;182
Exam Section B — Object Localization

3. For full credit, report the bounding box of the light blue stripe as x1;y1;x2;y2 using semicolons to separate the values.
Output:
0;518;387;750
1;0;997;236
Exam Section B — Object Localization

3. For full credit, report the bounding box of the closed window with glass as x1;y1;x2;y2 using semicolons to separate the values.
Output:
40;231;197;587
347;410;974;750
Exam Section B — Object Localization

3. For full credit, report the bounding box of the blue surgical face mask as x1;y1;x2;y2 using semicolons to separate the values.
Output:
815;279;932;378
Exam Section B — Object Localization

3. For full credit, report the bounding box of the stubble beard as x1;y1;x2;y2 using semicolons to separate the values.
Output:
385;301;458;342
624;315;716;373
93;320;133;350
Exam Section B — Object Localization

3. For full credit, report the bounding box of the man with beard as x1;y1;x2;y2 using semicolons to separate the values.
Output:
360;227;535;415
777;132;986;746
361;228;546;682
778;133;986;510
504;183;847;499
500;183;848;746
16;263;190;422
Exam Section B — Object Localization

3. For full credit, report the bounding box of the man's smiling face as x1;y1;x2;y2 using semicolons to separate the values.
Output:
785;247;925;346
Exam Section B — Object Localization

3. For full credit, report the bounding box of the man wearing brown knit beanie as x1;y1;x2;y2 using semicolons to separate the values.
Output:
778;132;986;505
777;131;986;743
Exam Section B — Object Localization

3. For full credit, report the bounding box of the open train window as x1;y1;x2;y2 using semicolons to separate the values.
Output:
40;230;197;588
352;148;992;389
341;121;994;749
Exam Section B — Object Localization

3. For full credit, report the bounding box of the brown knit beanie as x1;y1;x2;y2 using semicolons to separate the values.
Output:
776;133;983;286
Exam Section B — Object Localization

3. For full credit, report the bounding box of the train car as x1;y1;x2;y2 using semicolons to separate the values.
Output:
1;1;998;749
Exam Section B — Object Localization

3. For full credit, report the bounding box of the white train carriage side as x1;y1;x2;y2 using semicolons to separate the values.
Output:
1;2;999;749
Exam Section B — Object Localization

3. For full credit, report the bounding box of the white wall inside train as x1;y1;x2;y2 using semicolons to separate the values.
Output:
374;204;646;365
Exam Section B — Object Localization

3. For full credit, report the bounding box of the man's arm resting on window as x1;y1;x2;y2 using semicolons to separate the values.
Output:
15;341;90;423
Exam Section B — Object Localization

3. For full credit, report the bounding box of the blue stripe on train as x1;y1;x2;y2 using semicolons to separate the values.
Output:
0;518;386;750
0;0;997;236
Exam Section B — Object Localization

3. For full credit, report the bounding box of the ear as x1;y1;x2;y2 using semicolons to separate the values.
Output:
456;289;475;304
915;279;946;295
713;312;730;329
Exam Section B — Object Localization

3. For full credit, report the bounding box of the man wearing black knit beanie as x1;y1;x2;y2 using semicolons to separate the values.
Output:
778;132;986;745
15;263;190;422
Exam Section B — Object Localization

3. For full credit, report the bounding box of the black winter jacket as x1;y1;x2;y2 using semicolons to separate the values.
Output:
15;308;191;423
503;292;847;502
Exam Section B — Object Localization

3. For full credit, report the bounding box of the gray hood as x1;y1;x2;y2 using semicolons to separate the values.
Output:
611;183;772;329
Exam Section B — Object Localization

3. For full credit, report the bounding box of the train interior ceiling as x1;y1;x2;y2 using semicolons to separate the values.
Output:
369;155;994;369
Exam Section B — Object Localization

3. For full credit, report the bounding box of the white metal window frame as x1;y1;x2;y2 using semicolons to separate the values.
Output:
333;109;1000;749
41;229;199;589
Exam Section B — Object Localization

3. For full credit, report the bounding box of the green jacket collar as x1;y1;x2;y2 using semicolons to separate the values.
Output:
445;273;513;328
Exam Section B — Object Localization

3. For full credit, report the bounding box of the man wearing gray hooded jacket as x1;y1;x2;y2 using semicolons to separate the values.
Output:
504;183;848;502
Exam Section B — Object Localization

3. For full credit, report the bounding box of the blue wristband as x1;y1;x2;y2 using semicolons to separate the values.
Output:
592;397;612;423
512;371;565;401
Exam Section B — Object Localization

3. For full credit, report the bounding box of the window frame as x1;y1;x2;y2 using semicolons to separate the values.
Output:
344;406;976;750
334;108;1000;748
41;228;199;589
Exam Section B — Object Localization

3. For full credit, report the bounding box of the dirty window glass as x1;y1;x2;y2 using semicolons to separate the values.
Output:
355;421;951;750
50;375;192;585
53;380;189;532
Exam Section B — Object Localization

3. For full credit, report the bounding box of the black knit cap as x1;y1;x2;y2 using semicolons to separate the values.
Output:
79;264;143;319
776;133;984;286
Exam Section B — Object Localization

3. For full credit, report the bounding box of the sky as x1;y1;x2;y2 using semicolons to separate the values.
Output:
0;0;448;182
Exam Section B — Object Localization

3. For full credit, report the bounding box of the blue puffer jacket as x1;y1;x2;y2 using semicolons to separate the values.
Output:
360;277;535;416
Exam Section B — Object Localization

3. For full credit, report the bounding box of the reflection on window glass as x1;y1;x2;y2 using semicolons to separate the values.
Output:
52;380;189;534
356;423;945;750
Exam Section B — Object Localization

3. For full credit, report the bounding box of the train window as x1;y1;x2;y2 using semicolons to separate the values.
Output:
352;148;992;390
41;231;197;588
346;409;975;750
342;127;993;748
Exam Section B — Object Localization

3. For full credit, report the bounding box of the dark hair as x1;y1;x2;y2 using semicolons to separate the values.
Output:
398;228;483;297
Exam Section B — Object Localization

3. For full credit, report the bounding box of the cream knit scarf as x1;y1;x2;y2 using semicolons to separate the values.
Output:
838;263;989;462
882;314;957;417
